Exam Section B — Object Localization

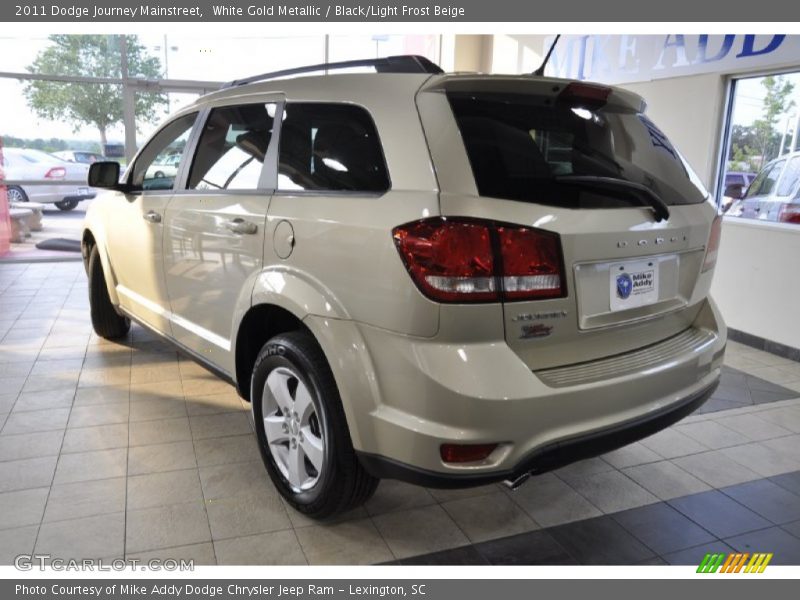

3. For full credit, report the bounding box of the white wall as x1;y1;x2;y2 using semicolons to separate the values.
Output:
621;74;726;191
712;218;800;350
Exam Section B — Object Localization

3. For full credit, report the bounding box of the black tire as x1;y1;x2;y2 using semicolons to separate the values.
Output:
55;199;79;211
252;331;378;518
7;186;28;203
88;246;130;339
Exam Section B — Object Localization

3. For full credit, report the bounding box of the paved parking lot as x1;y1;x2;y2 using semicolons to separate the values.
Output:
1;261;800;565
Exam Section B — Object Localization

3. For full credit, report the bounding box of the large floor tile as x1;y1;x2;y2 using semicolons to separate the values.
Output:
0;526;38;565
672;449;762;488
475;529;576;565
365;479;437;516
194;434;260;467
716;413;793;441
675;420;751;449
622;461;711;500
0;487;49;529
61;424;128;454
2;408;70;434
0;455;57;492
189;413;250;440
722;442;800;477
639;428;709;459
13;389;75;412
129;417;191;447
198;461;276;501
0;430;63;461
128;440;196;475
565;470;659;514
36;512;125;559
53;448;127;485
373;504;469;560
611;502;716;555
126;501;211;554
44;477;126;523
725;526;800;565
662;540;735;565
127;469;203;510
128;542;217;565
506;475;602;527
441;491;537;543
668;490;772;539
213;530;306;565
205;492;291;540
548;515;656;565
295;518;393;565
720;479;800;524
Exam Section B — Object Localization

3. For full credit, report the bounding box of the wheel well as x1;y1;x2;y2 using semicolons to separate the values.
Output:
235;304;308;401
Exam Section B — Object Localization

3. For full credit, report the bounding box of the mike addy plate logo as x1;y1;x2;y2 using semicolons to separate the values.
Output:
696;551;773;573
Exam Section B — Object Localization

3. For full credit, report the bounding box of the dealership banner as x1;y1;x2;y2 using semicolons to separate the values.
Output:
3;579;798;599
1;0;799;22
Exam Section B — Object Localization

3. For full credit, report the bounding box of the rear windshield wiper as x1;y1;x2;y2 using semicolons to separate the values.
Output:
554;175;671;222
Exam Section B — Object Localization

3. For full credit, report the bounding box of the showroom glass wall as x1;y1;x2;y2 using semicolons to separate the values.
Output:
720;70;800;225
0;34;442;161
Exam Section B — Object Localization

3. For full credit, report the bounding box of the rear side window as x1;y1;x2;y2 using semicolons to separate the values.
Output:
188;103;277;191
278;103;389;193
776;156;800;197
448;92;708;208
746;159;786;198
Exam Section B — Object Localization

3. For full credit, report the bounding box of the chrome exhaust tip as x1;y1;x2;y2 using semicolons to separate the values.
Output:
503;472;531;491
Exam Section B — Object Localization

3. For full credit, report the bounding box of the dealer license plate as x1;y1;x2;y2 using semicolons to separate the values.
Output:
609;259;660;311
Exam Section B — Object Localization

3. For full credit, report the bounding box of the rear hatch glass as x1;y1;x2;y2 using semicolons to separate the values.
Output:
447;91;708;211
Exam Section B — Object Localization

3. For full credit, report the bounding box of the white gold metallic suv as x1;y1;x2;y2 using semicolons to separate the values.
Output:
83;56;726;518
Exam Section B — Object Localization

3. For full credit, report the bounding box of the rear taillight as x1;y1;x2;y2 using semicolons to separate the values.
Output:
392;218;565;303
778;204;800;224
702;215;723;273
44;167;66;179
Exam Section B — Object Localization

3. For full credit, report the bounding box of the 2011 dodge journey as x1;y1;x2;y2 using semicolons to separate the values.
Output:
82;55;726;517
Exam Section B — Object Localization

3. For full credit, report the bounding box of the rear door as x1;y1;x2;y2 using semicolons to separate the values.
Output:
162;98;282;373
418;76;718;369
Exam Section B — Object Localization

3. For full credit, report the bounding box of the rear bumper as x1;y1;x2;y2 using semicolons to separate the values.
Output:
331;297;726;484
357;376;718;488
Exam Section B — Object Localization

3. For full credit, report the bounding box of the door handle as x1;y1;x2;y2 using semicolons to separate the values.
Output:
224;218;258;235
143;210;162;224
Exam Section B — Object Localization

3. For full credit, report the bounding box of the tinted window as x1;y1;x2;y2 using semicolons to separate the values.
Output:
131;113;197;191
188;103;276;191
448;92;708;208
278;103;389;192
746;159;786;199
776;156;800;197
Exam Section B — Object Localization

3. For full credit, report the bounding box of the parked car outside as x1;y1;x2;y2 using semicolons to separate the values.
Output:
53;150;105;164
82;56;727;517
3;148;96;211
730;152;800;223
720;170;756;212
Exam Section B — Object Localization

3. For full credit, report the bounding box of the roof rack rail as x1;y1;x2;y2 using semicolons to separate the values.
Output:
221;55;444;88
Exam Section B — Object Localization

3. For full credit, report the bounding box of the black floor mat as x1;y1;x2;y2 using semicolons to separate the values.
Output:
35;238;81;252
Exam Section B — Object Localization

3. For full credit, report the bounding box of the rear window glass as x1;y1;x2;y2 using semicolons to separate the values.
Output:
447;92;708;208
278;103;389;193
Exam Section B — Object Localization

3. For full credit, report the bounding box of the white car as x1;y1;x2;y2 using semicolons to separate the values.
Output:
2;148;96;211
53;150;105;165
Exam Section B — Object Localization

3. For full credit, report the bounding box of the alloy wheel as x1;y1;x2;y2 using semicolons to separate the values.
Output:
261;366;326;492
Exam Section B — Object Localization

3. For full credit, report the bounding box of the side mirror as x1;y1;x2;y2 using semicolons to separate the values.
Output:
88;161;121;189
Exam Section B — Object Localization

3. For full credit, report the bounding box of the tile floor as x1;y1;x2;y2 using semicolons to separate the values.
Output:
1;261;800;565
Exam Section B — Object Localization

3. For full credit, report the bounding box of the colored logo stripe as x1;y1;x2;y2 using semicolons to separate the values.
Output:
697;552;773;573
